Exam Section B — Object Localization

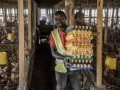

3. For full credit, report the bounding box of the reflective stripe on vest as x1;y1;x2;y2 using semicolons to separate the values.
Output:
51;29;66;56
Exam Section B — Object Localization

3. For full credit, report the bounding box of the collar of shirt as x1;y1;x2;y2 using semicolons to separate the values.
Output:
58;28;67;35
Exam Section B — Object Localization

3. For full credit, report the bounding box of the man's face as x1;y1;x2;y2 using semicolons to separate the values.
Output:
54;14;67;28
76;15;84;24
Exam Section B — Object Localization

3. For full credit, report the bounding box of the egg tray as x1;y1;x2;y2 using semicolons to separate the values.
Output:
68;56;93;62
66;25;93;33
67;56;93;70
68;64;93;70
69;60;93;64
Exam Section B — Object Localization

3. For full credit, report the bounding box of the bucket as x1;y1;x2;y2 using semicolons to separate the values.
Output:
0;52;8;65
105;56;116;70
7;32;15;41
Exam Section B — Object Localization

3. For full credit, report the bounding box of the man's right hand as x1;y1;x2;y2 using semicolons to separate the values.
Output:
63;56;71;68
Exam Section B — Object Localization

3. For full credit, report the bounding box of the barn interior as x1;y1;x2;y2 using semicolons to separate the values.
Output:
0;0;120;90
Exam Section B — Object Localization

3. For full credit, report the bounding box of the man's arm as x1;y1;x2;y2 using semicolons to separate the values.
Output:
50;46;65;59
50;46;71;67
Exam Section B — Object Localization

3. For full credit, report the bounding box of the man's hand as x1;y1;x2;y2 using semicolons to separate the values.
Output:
63;56;71;68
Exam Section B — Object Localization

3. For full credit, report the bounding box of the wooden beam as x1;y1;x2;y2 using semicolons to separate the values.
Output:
38;3;52;8
97;0;103;86
111;7;115;28
33;2;37;43
57;3;60;10
31;1;36;44
89;4;92;25
28;0;32;49
37;7;41;24
116;6;119;23
52;0;65;8
0;1;17;5
52;7;55;27
48;8;51;24
70;0;75;26
4;4;7;29
55;4;58;11
75;1;120;5
50;8;52;24
65;0;70;26
104;3;109;44
18;0;25;88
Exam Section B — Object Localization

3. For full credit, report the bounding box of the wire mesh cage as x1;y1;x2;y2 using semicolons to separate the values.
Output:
0;0;34;89
74;0;120;89
0;0;19;89
23;0;29;81
73;0;97;89
102;0;120;90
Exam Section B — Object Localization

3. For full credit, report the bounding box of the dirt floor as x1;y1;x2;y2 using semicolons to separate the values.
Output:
29;43;56;90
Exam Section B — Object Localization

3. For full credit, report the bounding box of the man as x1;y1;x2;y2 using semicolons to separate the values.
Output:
74;11;86;26
49;11;82;90
74;11;97;90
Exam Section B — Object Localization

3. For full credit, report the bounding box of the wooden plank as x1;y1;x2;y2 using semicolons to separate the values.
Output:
116;7;119;24
65;0;70;26
57;3;60;10
33;2;37;43
70;0;75;26
97;0;103;86
31;1;36;45
56;4;58;11
4;5;7;29
48;8;51;24
89;4;92;25
46;8;48;18
18;0;25;88
37;7;41;25
37;7;38;25
75;2;120;5
50;8;52;24
28;0;32;49
104;3;109;44
52;7;55;28
52;0;65;9
111;7;115;29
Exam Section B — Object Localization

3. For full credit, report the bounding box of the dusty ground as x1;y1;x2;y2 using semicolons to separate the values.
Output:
30;43;56;90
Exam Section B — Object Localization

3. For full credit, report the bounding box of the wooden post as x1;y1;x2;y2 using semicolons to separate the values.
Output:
116;6;119;24
51;7;53;25
104;3;109;44
18;0;25;89
3;4;7;29
58;3;60;10
54;5;57;12
28;0;32;49
46;8;48;19
111;7;115;29
37;7;41;24
39;8;41;21
34;2;36;43
8;6;12;23
48;8;51;24
65;0;70;26
50;8;52;24
89;4;92;25
52;7;55;28
70;0;75;26
97;0;103;86
37;7;40;25
59;2;62;10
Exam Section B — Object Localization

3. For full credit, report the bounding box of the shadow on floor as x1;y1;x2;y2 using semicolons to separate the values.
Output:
29;43;56;90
